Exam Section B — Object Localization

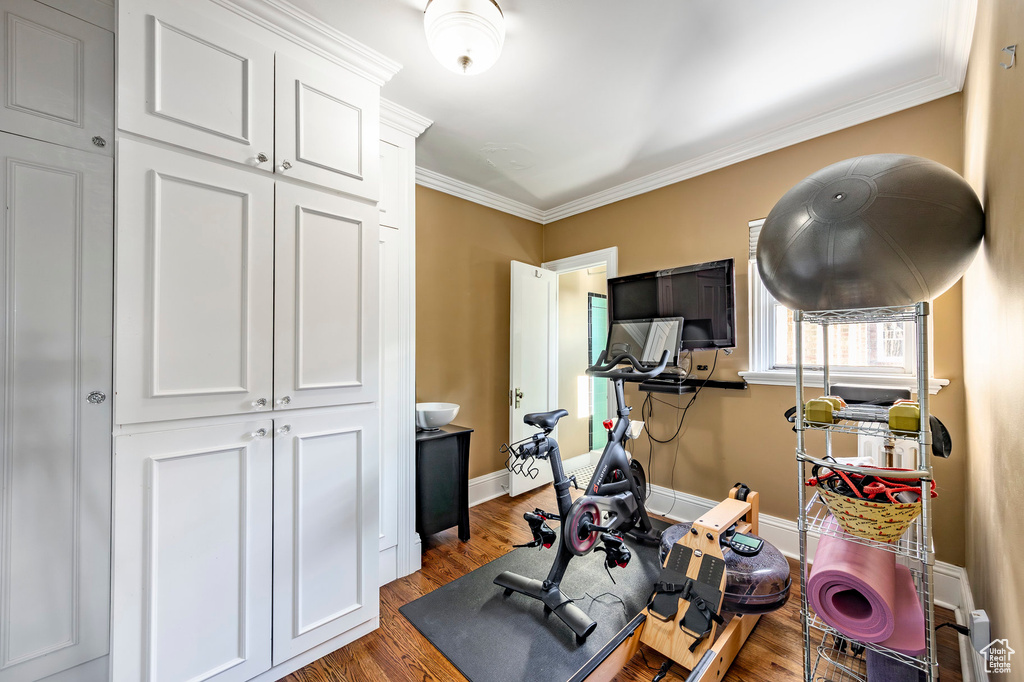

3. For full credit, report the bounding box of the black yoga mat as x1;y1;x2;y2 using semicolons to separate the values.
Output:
399;526;668;682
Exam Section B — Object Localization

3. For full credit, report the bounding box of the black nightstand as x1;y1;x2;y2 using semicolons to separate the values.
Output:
415;424;473;542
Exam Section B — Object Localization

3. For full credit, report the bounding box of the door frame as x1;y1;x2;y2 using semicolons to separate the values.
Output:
541;247;618;458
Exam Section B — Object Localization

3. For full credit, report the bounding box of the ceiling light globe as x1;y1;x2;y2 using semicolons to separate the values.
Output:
424;0;505;76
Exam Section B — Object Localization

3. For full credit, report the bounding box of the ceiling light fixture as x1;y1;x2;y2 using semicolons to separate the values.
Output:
424;0;505;76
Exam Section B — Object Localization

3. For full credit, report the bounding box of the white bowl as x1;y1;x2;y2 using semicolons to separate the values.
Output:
415;402;460;431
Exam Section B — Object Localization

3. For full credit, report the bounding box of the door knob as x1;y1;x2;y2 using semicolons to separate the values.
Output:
86;391;106;404
252;397;268;408
276;160;292;172
514;388;523;409
276;396;291;406
251;428;268;439
256;152;268;163
276;425;291;435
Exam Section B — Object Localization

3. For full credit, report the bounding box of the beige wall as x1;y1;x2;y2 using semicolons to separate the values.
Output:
961;0;1024;669
556;269;607;458
543;96;968;565
415;186;544;478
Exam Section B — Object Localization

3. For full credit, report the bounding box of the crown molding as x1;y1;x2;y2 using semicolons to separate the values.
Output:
381;100;433;139
415;167;545;224
214;0;402;85
416;0;975;225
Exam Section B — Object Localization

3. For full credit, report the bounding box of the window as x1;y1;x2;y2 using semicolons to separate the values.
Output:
741;219;945;393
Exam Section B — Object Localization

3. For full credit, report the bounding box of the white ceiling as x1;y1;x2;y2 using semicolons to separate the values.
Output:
290;0;976;223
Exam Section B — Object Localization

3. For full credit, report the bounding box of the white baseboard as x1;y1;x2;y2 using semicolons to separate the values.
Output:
469;469;510;507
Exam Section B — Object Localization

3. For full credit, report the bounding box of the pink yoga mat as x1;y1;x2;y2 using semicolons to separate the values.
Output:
808;516;923;652
880;563;926;657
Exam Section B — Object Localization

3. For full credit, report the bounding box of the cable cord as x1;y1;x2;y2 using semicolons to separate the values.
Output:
643;351;720;516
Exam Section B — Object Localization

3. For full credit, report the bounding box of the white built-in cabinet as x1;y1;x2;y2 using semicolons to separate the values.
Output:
274;183;379;411
377;106;431;585
117;0;379;201
115;140;276;424
110;421;274;682
272;409;379;664
111;1;410;681
0;2;114;681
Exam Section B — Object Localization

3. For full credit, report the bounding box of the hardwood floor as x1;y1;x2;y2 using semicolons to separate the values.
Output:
283;486;963;682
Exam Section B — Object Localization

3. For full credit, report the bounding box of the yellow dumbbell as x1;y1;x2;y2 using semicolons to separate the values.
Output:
804;396;845;424
888;400;921;434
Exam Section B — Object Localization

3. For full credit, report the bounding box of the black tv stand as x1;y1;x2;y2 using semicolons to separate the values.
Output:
638;376;748;394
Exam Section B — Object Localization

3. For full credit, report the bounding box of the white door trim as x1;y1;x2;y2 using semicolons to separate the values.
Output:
542;246;618;278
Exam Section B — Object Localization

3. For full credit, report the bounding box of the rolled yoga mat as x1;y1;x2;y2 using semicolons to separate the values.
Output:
808;516;926;654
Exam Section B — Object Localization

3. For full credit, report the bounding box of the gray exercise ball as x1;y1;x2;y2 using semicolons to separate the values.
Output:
757;154;984;311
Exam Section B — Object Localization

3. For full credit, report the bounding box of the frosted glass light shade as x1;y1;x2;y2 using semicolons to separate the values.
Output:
424;0;505;75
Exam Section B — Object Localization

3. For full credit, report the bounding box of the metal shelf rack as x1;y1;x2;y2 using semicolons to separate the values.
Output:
794;302;939;682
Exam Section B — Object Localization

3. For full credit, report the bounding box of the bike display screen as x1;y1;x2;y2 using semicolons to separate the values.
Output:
604;317;684;367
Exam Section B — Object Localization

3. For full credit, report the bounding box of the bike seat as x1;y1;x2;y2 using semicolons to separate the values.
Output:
524;409;569;431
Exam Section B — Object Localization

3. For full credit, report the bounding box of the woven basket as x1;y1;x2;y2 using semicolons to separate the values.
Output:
817;487;922;543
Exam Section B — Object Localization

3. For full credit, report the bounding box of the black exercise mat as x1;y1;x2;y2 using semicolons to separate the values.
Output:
400;523;671;682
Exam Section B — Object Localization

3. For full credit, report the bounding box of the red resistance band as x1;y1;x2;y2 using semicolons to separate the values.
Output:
807;467;937;504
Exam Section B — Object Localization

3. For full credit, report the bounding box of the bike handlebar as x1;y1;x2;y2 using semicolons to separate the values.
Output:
585;349;670;381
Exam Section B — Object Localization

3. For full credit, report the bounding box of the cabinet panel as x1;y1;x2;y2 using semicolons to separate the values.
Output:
112;421;273;682
0;0;113;155
274;183;379;410
116;139;275;424
0;133;112;682
378;140;403;229
118;0;274;167
378;228;399;555
275;53;379;199
272;409;379;664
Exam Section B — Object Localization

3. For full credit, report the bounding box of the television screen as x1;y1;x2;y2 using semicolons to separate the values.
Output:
608;259;736;352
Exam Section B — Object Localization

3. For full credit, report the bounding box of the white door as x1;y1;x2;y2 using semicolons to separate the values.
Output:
274;182;379;411
116;139;276;424
274;53;380;200
0;0;113;155
0;132;112;682
272;408;379;664
117;0;275;167
509;261;558;496
378;224;400;580
111;421;273;682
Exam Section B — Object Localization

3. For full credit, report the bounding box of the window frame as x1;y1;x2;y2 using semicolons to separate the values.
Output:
740;219;947;394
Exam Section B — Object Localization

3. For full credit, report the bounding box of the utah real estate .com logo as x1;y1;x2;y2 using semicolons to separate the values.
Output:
981;638;1015;675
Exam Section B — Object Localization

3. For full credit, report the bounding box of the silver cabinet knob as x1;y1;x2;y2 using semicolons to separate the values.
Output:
276;424;291;435
252;397;268;408
91;136;106;148
276;160;292;172
256;152;268;163
276;396;291;406
252;428;268;439
86;391;106;404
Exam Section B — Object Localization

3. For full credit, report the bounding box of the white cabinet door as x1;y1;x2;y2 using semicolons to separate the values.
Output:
274;53;380;199
116;139;275;424
112;421;273;682
272;409;379;664
118;0;275;168
274;182;379;410
0;132;112;682
0;0;113;155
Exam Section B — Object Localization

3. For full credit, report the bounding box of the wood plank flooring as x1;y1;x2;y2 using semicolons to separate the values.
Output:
283;486;963;682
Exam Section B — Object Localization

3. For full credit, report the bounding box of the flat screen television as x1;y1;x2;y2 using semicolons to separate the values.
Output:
608;258;736;352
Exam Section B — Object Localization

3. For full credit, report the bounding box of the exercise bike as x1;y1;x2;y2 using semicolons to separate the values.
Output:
494;349;669;643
